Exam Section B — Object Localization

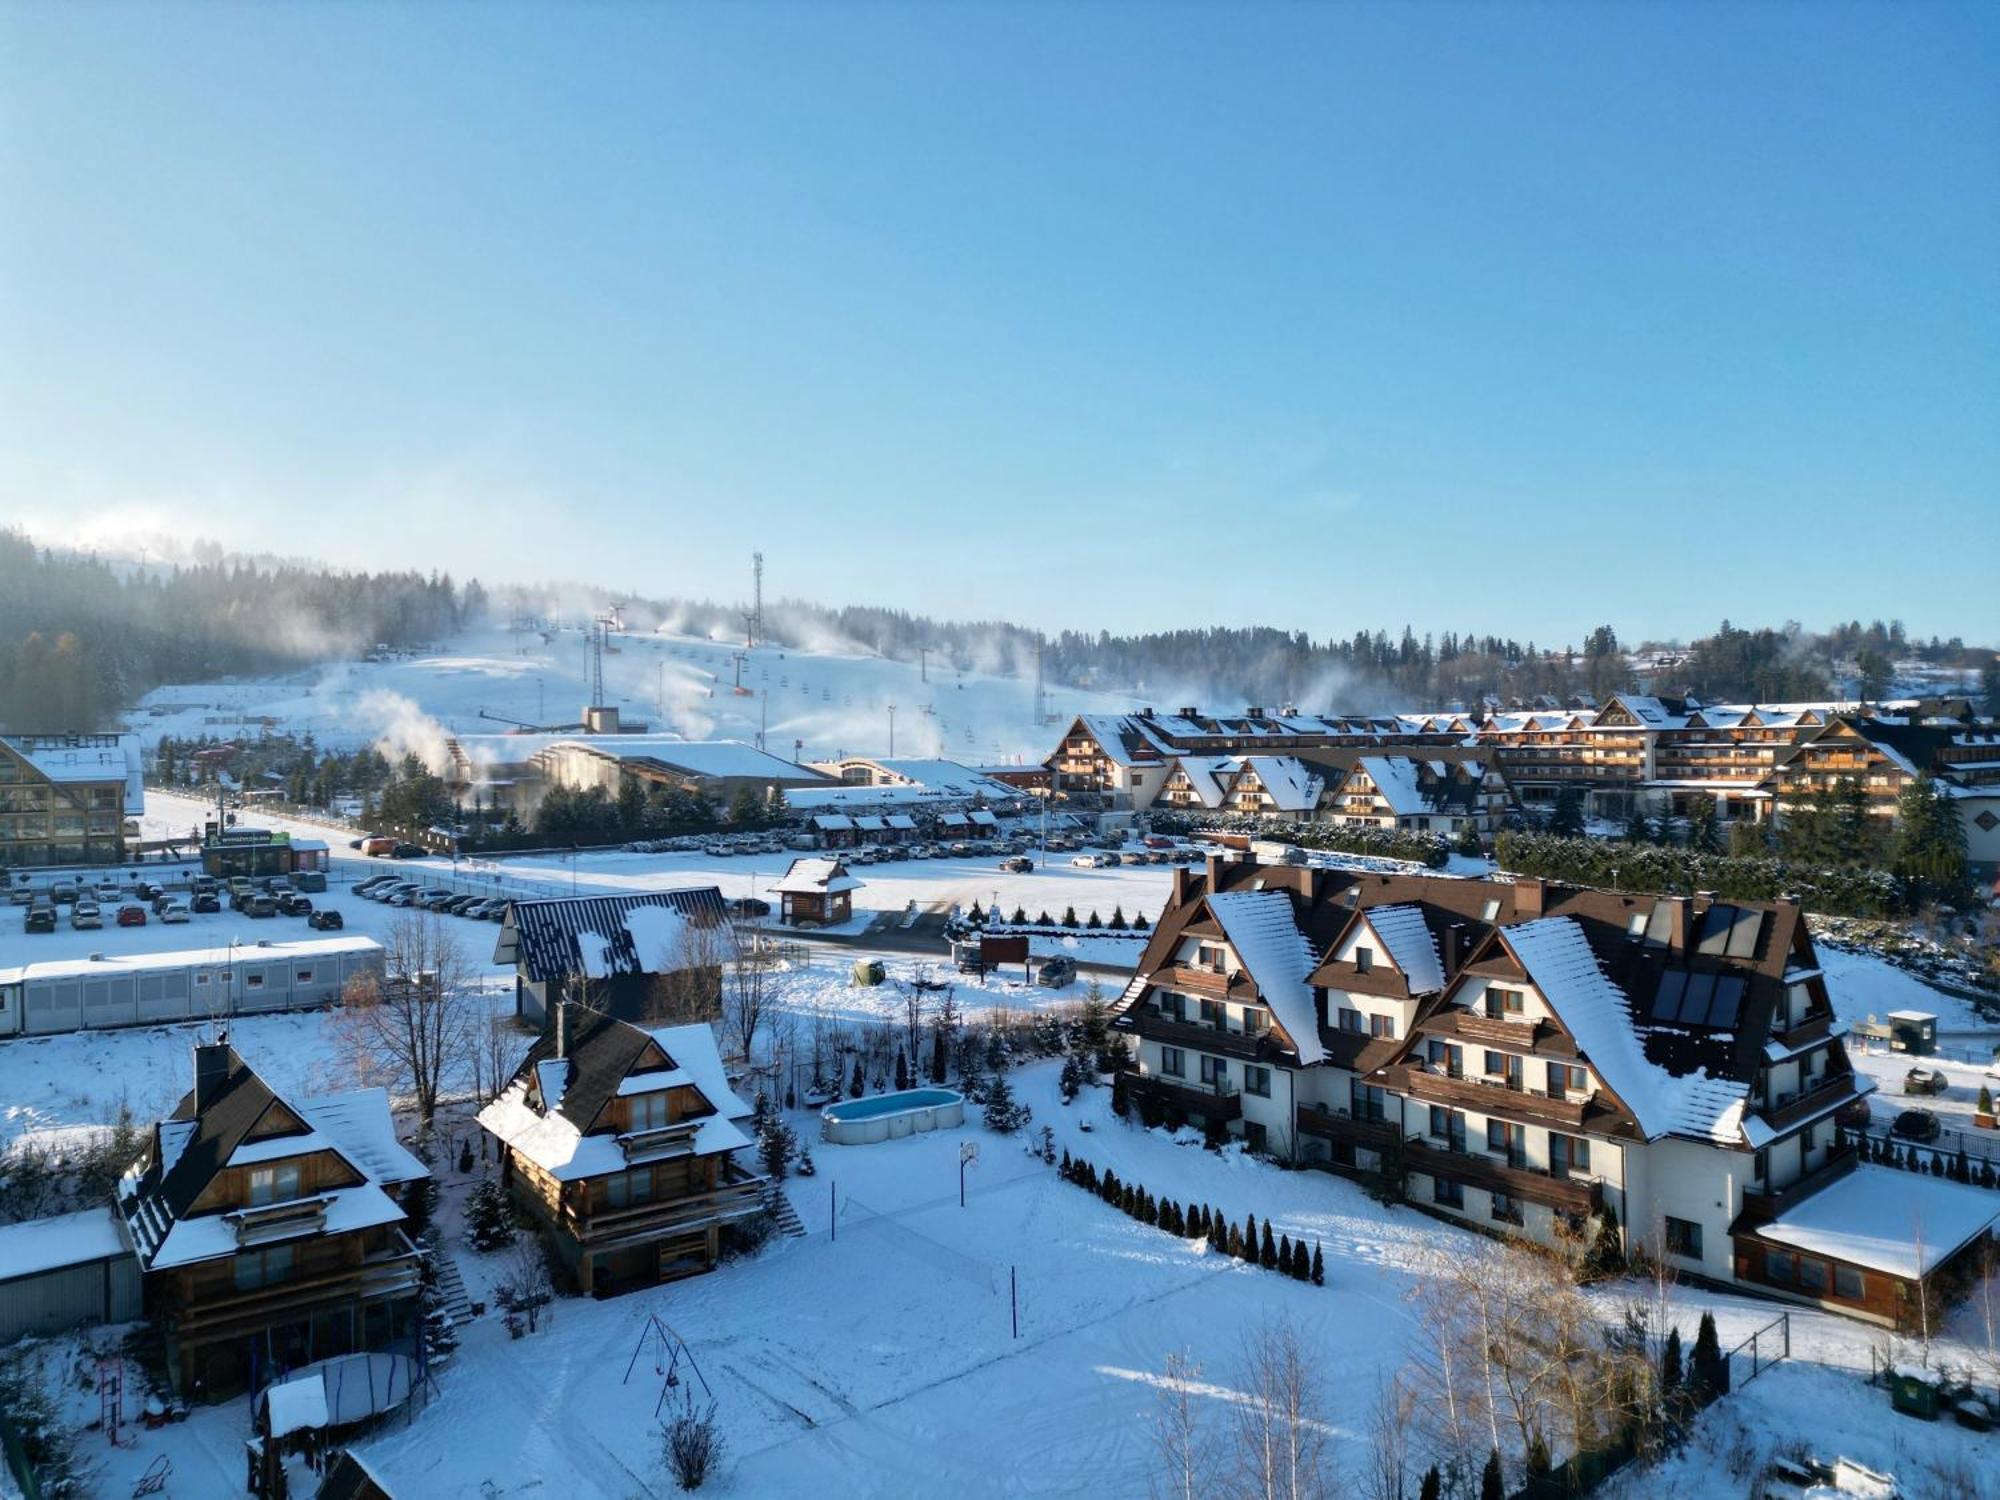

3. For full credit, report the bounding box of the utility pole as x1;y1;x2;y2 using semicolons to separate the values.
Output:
744;552;765;648
887;704;896;756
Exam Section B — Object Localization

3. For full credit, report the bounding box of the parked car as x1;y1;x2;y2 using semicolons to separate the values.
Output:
1891;1109;1942;1143
417;889;455;910
390;843;426;859
726;896;772;919
49;881;78;904
94;882;123;902
999;856;1034;873
360;836;398;857
480;899;509;921
24;905;55;933
1100;852;1123;867
70;901;103;930
1070;854;1103;869
278;894;314;917
307;908;345;931
294;871;327;893
158;900;191;924
1143;834;1174;849
1904;1067;1949;1097
191;892;221;914
244;894;278;918
133;879;162;900
1036;956;1077;989
116;904;148;927
7;885;32;906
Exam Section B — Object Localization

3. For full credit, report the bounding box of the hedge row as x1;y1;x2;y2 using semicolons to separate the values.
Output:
1058;1151;1324;1285
1149;810;1451;868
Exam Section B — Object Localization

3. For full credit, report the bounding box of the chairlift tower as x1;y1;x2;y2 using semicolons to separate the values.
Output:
744;552;765;649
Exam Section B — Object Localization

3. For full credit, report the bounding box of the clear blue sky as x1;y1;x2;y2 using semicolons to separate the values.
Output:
2;1;1994;646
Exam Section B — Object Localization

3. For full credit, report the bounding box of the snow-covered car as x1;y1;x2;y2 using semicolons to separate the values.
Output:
1904;1067;1948;1097
1890;1108;1941;1142
94;882;123;902
70;901;103;930
158;900;192;924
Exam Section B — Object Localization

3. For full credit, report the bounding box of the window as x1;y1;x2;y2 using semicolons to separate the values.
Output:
1432;1177;1464;1208
244;972;264;990
1834;1265;1865;1300
1764;1248;1795;1285
1797;1257;1828;1295
1339;1009;1364;1034
629;1091;671;1131
247;1162;302;1207
1354;946;1374;974
1486;1121;1524;1161
1550;1134;1591;1175
1752;1149;1768;1182
1242;1121;1268;1153
1198;998;1222;1027
1490;1192;1523;1226
1546;1062;1586;1097
1200;1055;1229;1087
296;969;315;983
1480;898;1501;922
1351;1083;1388;1122
1369;1013;1396;1039
1663;1216;1703;1259
1483;1050;1505;1076
1801;1122;1817;1154
606;1168;655;1209
1486;987;1525;1016
234;1243;295;1292
1244;1066;1271;1098
1158;993;1185;1022
1161;1047;1185;1078
1197;944;1226;972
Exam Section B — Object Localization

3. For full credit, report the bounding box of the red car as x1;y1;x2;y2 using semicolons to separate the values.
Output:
116;904;148;927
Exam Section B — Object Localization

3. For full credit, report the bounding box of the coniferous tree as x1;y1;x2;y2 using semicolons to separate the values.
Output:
1311;1242;1325;1286
983;1065;1030;1133
1418;1466;1441;1500
848;1056;866;1100
1692;1311;1722;1397
1480;1448;1504;1500
1226;1223;1245;1258
1662;1326;1684;1389
1260;1222;1278;1269
1277;1233;1291;1273
895;1049;911;1092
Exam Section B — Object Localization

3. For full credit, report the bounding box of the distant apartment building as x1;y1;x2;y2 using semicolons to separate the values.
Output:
0;732;144;868
1114;859;1995;1328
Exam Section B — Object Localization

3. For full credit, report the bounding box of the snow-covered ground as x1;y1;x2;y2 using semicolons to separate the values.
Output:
124;623;1136;768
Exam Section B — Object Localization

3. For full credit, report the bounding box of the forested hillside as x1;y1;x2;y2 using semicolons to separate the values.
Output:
0;530;482;731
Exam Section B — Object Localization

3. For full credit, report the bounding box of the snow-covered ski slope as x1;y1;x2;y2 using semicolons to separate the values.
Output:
125;623;1141;767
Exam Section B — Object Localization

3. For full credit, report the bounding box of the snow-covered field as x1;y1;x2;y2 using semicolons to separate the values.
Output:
125;622;1136;768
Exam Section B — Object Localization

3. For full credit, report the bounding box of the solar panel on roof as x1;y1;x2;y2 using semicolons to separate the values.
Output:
1695;905;1736;956
1643;900;1674;948
1653;969;1690;1022
1723;907;1763;960
1681;969;1718;1022
1705;974;1746;1029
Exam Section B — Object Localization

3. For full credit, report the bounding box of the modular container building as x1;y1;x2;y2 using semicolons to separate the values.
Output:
0;936;383;1038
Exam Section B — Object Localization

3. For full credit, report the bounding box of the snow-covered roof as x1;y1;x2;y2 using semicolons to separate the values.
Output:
542;737;820;782
1202;890;1324;1065
1364;904;1445;994
298;1088;429;1186
1168;755;1239;807
0;935;381;988
0;733;144;815
773;858;862;896
144;1181;408;1271
1757;1166;2000;1279
1502;918;1748;1144
263;1372;330;1438
1235;757;1323;812
0;1206;131;1282
502;889;725;983
812;814;857;831
1352;757;1426;817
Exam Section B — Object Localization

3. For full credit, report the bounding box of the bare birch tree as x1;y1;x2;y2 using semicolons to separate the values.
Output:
645;914;730;1026
334;911;477;1127
723;921;777;1062
1232;1319;1330;1500
1151;1348;1217;1500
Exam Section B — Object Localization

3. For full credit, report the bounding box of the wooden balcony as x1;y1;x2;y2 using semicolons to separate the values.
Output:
1759;1071;1861;1133
1294;1106;1399;1152
1445;1012;1565;1054
1130;1010;1284;1063
170;1234;422;1344
1156;964;1256;1001
1128;1073;1242;1123
1403;1139;1602;1214
1395;1066;1594;1129
1770;1013;1832;1050
563;1169;769;1248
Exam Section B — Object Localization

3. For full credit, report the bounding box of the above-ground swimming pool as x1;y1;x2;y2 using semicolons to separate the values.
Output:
822;1087;966;1145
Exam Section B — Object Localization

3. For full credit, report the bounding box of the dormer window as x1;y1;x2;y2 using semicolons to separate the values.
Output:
629;1091;671;1131
1354;946;1374;974
247;1162;301;1207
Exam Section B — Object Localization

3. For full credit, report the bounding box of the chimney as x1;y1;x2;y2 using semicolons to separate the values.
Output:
1516;877;1545;917
1447;922;1467;973
1692;889;1716;915
193;1041;230;1110
1170;865;1190;908
1205;853;1225;891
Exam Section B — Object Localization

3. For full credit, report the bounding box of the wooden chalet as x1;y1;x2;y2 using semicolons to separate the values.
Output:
476;1006;766;1296
494;888;728;1026
118;1044;429;1398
